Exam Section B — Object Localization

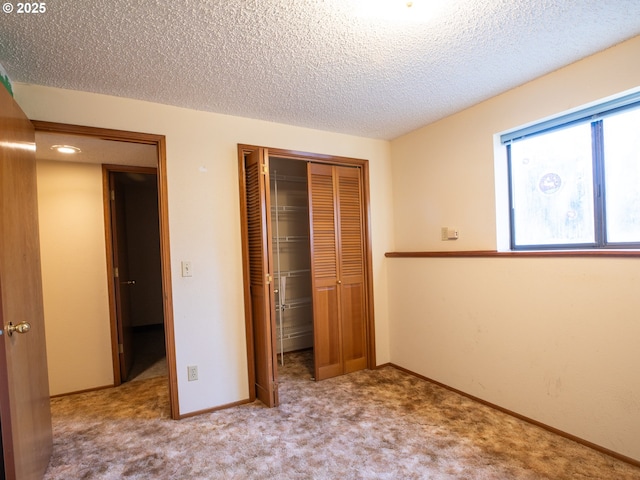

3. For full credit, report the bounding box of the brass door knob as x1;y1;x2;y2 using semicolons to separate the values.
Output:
6;321;31;336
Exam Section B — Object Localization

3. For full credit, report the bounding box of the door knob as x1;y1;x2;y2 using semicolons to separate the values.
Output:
120;280;136;285
6;321;31;336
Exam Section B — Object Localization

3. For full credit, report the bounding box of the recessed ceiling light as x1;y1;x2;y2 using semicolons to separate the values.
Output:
51;145;81;154
354;0;446;21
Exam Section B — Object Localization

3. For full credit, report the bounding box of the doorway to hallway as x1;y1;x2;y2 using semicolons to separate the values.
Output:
33;121;179;419
107;168;165;384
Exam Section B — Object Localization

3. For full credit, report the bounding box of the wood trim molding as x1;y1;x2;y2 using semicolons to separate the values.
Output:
32;121;161;144
101;167;121;386
177;398;252;420
156;135;180;419
361;160;376;369
250;145;366;167
32;121;179;420
50;383;115;398
387;363;640;469
237;145;257;403
386;250;640;258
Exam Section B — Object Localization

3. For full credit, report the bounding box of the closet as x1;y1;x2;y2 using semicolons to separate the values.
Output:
269;157;314;362
239;145;375;408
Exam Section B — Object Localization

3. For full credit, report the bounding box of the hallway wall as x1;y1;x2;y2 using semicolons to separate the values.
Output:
36;159;113;395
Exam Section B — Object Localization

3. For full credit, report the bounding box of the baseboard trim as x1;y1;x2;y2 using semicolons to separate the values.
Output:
177;398;253;419
50;383;115;398
382;363;640;469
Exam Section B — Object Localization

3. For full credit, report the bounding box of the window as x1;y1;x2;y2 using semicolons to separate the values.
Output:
502;92;640;250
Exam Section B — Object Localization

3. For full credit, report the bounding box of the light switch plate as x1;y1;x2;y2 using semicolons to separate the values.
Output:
181;261;193;277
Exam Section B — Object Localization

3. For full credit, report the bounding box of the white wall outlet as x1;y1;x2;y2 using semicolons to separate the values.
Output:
181;261;193;277
187;365;198;381
441;227;459;240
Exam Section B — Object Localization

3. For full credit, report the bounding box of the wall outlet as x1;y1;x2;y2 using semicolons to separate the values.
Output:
187;365;198;381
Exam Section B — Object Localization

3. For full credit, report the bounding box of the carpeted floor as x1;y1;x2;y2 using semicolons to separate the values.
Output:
44;351;640;479
127;325;167;382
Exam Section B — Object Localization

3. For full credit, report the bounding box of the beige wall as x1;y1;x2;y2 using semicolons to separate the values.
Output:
36;160;113;395
18;84;394;414
389;35;640;461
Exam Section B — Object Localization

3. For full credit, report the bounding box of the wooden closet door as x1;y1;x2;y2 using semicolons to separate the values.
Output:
244;149;279;406
335;167;367;374
308;163;342;381
308;163;366;380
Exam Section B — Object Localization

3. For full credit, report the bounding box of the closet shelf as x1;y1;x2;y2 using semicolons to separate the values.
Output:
272;235;309;243
271;205;307;213
275;297;312;310
276;326;313;341
274;269;310;278
270;173;306;183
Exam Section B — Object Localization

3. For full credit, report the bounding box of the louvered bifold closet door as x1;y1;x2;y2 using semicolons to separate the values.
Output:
308;163;367;381
244;149;279;407
308;163;342;381
335;166;367;374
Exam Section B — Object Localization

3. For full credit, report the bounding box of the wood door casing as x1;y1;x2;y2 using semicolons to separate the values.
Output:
33;123;179;420
110;172;135;382
0;87;52;479
244;149;279;407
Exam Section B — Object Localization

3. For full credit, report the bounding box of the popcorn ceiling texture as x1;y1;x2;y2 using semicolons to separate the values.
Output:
1;0;640;139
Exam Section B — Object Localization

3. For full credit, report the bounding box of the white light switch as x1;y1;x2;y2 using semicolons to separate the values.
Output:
181;261;193;277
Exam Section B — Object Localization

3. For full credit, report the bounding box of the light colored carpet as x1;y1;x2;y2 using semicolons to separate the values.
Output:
44;351;640;479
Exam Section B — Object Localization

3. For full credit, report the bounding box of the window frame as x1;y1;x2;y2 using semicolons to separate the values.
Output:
502;93;640;251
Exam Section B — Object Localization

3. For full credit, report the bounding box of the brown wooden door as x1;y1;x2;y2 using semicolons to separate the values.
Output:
0;87;53;479
308;163;367;381
109;173;135;382
244;149;279;407
308;163;342;380
335;167;367;374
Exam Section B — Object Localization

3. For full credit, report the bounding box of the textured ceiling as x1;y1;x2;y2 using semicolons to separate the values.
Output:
2;0;640;140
